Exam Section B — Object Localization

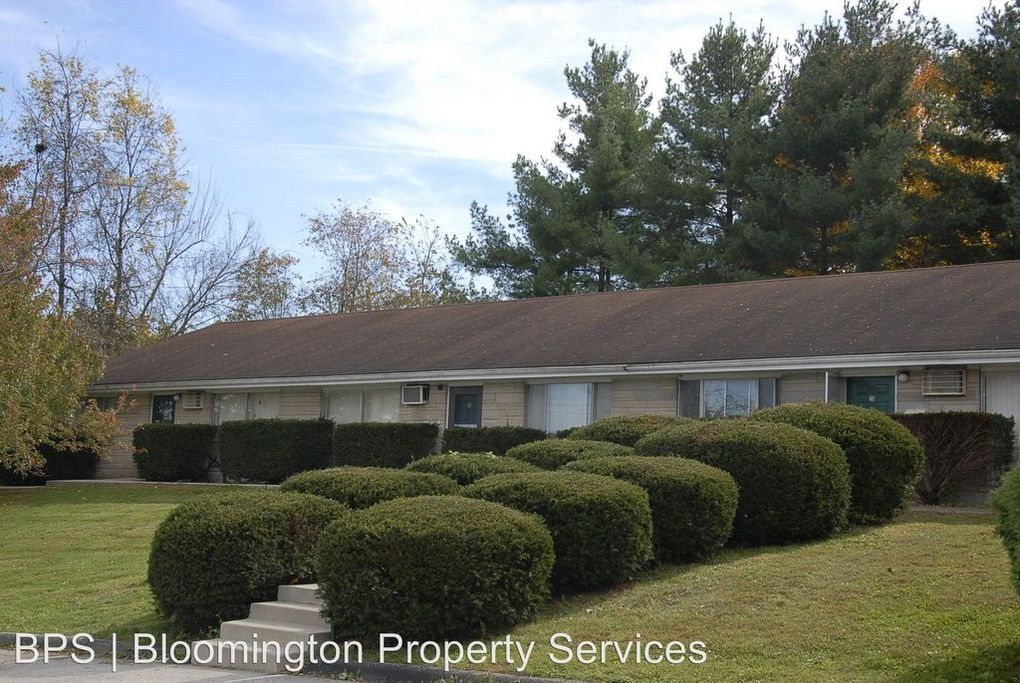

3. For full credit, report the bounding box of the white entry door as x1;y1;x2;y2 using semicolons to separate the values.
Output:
986;371;1020;457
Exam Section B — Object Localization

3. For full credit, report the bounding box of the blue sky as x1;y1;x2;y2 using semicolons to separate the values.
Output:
0;0;1000;272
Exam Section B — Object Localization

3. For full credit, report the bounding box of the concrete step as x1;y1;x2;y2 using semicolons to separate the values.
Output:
277;583;321;606
248;600;329;629
219;618;330;644
189;638;304;674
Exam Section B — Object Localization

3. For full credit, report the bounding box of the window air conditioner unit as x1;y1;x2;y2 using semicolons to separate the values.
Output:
401;384;429;405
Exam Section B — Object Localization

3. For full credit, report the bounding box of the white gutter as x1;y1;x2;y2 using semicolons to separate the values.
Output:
89;348;1020;394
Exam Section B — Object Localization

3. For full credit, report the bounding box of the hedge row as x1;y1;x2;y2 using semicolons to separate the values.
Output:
405;452;541;484
636;419;851;545
894;411;1015;505
0;441;101;486
219;419;334;484
148;490;348;633
442;426;547;455
280;467;459;508
751;403;924;522
334;422;439;468
464;471;654;591
133;423;217;482
506;439;634;470
316;496;554;638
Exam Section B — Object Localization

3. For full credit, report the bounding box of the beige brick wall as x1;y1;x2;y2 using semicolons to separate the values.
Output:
611;378;677;416
482;382;527;426
279;388;323;419
779;372;827;403
97;392;151;479
399;385;448;425
174;395;213;425
896;368;981;412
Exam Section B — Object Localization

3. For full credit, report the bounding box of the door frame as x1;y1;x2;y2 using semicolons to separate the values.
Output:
447;386;484;428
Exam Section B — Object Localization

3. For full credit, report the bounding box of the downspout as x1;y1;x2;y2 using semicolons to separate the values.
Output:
824;371;829;403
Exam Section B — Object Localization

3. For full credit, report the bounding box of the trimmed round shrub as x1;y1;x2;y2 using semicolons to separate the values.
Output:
751;403;925;522
567;415;692;447
464;471;653;591
405;452;541;485
565;456;737;562
636;420;851;545
316;496;554;638
279;466;459;508
148;490;348;633
506;439;634;470
994;466;1020;595
442;426;548;455
133;423;216;482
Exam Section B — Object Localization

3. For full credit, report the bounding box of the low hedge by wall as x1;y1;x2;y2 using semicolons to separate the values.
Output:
464;470;653;591
636;420;851;545
333;422;439;468
219;419;334;484
280;466;459;508
0;442;101;485
506;439;634;470
148;490;349;633
893;412;1016;505
133;424;217;482
316;496;554;638
405;452;541;484
442;426;547;455
566;456;738;562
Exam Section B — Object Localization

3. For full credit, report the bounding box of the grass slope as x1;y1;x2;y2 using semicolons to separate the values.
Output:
0;484;240;637
1;485;1017;681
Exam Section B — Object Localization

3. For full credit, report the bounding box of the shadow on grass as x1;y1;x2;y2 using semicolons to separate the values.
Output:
889;642;1020;683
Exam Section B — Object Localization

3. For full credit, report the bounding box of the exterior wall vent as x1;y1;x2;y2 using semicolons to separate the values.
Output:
401;384;429;405
182;390;204;409
921;369;966;396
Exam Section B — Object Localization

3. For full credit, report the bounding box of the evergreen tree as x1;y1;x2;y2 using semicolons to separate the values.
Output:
734;1;940;276
452;41;668;296
895;1;1019;266
659;18;779;282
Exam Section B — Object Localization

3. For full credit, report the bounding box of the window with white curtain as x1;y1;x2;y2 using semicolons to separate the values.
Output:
364;388;400;422
324;387;400;423
326;389;362;423
679;378;777;418
214;392;280;423
215;393;248;424
527;382;611;433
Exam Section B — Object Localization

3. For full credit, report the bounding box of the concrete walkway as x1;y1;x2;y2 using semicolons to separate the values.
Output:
0;650;333;681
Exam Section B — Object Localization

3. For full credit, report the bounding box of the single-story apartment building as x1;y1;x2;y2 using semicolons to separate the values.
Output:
92;261;1020;490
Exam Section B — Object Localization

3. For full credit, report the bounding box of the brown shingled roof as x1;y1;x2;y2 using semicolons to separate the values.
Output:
95;261;1020;386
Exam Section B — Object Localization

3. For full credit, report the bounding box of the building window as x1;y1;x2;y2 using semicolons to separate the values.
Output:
152;395;176;423
325;387;400;423
527;382;611;433
679;378;777;418
921;369;966;396
213;392;280;424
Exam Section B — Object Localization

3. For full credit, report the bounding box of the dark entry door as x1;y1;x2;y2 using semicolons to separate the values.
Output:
846;376;895;414
448;387;482;428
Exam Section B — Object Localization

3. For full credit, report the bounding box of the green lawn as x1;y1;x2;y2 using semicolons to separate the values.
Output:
1;485;1018;682
0;484;241;637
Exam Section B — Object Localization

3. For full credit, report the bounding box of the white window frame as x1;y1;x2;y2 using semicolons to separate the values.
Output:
323;386;401;423
922;369;966;396
527;381;611;433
